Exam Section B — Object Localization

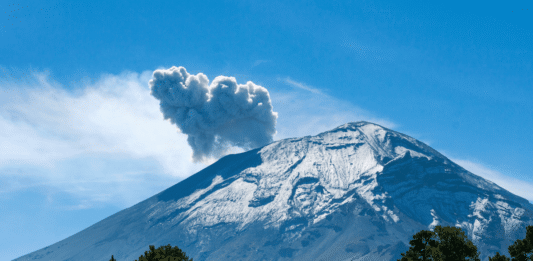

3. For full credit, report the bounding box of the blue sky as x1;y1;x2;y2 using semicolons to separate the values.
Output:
1;0;532;259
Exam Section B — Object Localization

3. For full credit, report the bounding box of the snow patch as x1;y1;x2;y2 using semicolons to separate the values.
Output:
429;209;439;230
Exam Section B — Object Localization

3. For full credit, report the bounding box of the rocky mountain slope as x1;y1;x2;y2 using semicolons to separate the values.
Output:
15;121;533;261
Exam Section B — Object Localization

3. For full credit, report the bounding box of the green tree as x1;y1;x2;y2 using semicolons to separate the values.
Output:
508;225;533;261
135;244;193;261
398;225;480;261
109;255;117;261
489;252;510;261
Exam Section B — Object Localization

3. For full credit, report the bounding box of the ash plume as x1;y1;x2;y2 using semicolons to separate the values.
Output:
149;66;277;162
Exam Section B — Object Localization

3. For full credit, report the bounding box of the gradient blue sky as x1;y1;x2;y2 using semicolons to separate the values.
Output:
1;0;532;260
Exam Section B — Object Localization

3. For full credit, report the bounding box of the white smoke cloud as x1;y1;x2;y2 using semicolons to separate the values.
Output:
149;66;278;162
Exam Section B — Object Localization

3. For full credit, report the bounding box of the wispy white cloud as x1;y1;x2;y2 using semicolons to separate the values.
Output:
0;69;205;207
279;77;323;94
252;60;270;68
1;70;205;175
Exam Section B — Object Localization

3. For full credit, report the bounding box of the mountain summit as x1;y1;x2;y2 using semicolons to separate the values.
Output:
16;121;533;261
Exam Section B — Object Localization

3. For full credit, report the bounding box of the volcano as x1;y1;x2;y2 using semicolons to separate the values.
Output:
15;121;533;261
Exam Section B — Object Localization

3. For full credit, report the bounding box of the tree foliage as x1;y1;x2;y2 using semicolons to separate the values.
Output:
109;255;117;261
134;244;193;261
489;252;510;261
506;225;533;261
398;225;480;261
398;224;533;261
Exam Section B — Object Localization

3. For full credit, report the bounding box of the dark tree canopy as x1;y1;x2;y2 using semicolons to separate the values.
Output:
109;255;117;261
489;252;510;261
398;225;480;261
508;225;533;261
135;244;193;261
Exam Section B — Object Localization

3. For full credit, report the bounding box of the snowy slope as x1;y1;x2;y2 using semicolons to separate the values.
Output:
15;121;533;261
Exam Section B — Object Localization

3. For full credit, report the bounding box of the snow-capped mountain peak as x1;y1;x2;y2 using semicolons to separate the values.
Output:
15;121;533;261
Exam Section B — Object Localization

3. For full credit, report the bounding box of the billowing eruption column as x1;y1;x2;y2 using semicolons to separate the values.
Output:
149;66;278;162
